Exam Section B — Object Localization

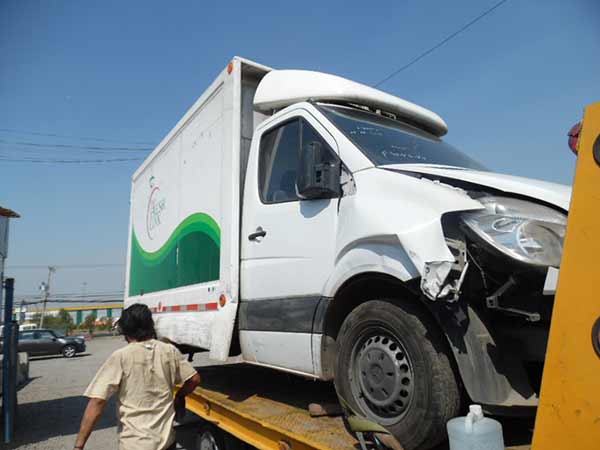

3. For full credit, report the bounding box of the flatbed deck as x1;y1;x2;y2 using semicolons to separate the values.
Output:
186;364;356;450
184;363;532;450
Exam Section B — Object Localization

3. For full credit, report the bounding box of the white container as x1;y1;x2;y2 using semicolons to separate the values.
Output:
447;405;505;450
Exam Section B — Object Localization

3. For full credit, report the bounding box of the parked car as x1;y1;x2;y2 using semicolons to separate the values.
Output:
16;329;86;358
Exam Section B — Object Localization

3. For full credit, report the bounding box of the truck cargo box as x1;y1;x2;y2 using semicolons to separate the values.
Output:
125;58;270;360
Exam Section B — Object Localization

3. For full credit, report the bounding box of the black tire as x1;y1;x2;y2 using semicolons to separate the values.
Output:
334;299;461;450
196;424;246;450
62;344;76;358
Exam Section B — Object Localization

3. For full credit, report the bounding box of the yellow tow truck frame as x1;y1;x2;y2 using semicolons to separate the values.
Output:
532;102;600;450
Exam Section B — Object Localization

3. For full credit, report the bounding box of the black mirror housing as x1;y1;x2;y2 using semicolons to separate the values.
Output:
297;141;341;200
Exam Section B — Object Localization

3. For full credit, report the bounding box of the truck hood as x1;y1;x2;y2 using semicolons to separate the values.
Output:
384;164;572;211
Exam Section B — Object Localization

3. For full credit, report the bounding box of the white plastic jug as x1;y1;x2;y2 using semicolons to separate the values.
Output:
447;405;505;450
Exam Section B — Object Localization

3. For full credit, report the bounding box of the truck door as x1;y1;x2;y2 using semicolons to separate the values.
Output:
240;110;339;375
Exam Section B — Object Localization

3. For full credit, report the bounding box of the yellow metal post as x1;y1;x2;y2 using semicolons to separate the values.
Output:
532;102;600;449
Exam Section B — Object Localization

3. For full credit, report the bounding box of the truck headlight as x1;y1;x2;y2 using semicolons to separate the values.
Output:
460;196;567;267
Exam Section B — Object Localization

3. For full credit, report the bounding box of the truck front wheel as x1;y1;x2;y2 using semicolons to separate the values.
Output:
334;299;461;450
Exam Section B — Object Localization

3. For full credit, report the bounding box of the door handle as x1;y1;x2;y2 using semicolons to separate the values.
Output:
248;227;267;241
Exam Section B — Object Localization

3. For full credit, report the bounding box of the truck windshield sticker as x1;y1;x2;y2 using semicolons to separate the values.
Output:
129;213;221;296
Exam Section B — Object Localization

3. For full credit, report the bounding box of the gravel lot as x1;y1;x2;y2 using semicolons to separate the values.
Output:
8;336;200;450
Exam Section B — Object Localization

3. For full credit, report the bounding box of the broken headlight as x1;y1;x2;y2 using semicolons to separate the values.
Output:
460;196;567;267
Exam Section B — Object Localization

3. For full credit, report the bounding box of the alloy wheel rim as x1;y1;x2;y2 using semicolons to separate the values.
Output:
350;327;414;424
65;347;75;357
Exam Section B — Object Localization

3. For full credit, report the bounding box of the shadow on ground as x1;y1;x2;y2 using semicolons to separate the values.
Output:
5;395;117;449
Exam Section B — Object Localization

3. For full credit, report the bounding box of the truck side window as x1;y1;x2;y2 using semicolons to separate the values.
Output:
259;118;337;204
259;119;301;203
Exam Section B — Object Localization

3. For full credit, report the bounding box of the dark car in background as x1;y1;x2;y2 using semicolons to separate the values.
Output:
12;329;86;358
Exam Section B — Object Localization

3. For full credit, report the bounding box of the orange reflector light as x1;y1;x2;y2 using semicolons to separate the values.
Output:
219;294;227;307
227;62;233;74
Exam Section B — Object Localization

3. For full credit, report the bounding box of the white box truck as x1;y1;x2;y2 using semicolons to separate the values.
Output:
125;57;571;449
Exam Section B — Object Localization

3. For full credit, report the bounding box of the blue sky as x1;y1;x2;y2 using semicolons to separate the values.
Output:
1;0;598;302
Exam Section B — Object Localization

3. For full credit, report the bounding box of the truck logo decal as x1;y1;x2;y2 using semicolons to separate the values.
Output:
129;213;221;296
146;177;167;240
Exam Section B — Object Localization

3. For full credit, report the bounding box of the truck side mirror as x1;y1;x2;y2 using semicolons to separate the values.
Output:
297;141;341;200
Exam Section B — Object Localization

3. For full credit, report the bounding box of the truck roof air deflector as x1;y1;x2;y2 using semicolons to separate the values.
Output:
253;70;448;137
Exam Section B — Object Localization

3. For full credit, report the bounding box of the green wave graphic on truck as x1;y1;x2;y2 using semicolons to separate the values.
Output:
129;213;221;296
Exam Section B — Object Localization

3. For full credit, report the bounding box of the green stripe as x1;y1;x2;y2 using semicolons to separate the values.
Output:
129;213;221;296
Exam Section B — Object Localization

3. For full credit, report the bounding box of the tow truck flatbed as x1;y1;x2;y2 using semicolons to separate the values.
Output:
185;364;357;450
183;363;532;450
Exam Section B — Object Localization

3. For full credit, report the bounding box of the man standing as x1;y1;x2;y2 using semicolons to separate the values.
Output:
74;304;201;450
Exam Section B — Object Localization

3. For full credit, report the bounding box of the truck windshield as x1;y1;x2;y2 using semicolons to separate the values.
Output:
319;104;487;170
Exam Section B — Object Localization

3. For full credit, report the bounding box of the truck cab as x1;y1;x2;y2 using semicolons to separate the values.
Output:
126;58;570;450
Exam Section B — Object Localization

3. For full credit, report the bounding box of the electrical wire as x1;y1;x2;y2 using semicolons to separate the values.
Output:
0;156;143;163
374;0;510;87
7;263;124;269
16;299;123;306
0;138;151;152
0;127;155;146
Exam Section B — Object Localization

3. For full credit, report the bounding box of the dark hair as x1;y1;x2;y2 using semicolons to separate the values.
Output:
119;303;156;341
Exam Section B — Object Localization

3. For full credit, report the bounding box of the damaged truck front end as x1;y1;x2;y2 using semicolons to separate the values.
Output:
422;190;568;410
322;102;572;418
318;101;572;448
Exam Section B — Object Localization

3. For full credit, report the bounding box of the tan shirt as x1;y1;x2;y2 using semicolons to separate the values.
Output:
84;339;197;450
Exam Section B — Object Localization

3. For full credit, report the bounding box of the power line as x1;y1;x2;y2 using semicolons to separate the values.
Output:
17;297;124;303
20;299;123;306
16;292;125;300
47;299;123;303
374;0;510;87
0;146;117;155
7;263;124;269
0;138;151;152
49;291;124;297
0;127;155;146
0;156;143;163
49;294;124;300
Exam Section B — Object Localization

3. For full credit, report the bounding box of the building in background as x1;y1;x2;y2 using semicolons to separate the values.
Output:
23;303;123;326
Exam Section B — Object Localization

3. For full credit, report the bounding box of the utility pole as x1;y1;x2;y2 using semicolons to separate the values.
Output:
39;266;56;328
19;299;27;323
